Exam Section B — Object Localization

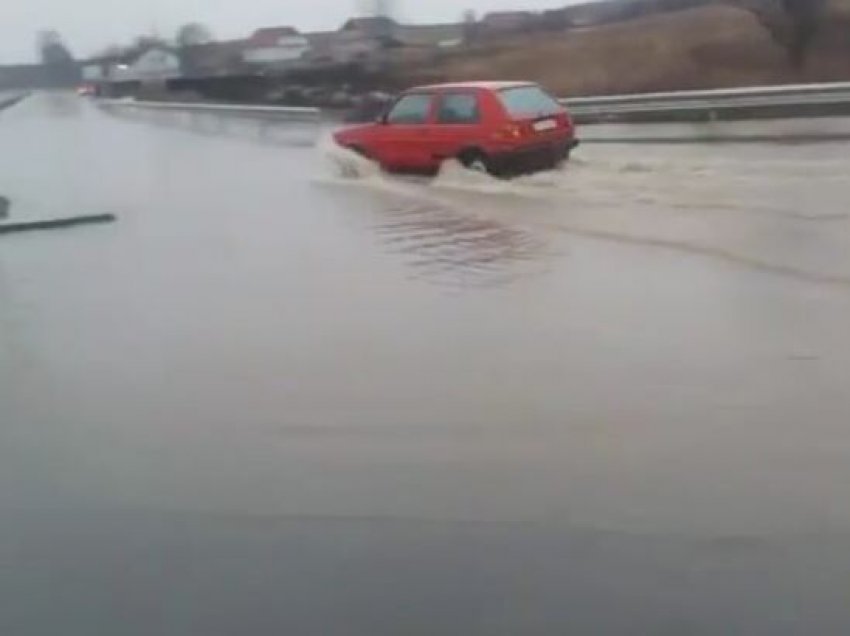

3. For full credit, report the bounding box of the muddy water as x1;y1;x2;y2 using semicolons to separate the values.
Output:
2;95;850;634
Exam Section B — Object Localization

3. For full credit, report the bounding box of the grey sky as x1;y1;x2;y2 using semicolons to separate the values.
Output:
4;0;572;63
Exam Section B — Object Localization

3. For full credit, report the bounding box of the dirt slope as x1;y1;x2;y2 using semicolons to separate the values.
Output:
406;5;850;96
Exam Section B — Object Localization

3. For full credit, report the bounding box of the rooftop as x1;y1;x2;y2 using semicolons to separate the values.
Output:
482;11;536;21
410;81;536;91
249;27;302;46
341;16;399;32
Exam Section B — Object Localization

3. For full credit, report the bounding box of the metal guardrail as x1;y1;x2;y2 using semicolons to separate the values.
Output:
98;82;850;123
96;98;322;121
560;82;850;119
94;84;850;144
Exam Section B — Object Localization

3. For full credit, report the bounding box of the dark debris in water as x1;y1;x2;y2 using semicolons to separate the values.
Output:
0;214;116;235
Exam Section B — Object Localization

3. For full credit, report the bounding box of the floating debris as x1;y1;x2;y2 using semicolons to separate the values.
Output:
0;214;116;235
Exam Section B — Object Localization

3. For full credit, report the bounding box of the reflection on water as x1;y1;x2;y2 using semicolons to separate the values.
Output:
97;101;320;147
373;200;551;289
319;142;555;289
41;93;83;118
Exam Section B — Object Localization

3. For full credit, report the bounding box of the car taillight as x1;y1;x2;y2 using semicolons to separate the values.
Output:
493;123;524;141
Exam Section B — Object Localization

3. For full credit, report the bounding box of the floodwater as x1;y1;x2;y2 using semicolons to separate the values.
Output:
2;94;850;634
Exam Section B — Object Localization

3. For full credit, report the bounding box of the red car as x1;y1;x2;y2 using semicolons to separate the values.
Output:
334;81;579;177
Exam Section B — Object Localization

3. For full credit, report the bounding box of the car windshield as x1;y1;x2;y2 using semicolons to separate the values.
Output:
498;85;563;118
386;93;433;124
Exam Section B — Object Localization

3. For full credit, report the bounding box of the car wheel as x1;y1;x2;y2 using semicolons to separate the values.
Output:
458;149;494;176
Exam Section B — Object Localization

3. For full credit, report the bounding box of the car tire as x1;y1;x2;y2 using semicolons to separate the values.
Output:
458;149;495;176
555;151;570;169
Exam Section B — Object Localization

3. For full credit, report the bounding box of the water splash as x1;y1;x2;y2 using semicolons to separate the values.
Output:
313;138;850;287
318;141;569;201
430;160;563;198
318;133;382;180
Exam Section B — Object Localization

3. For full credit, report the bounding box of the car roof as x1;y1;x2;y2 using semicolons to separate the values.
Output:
407;81;536;93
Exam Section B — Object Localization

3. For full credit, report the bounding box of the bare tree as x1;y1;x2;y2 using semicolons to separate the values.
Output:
97;44;128;58
36;30;80;85
742;0;827;67
176;23;214;48
462;10;479;43
782;0;827;67
37;30;74;65
127;34;171;58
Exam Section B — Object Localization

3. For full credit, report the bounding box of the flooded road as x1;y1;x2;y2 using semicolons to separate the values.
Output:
2;94;850;634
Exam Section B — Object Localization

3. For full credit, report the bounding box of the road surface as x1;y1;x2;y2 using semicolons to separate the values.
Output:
2;94;850;635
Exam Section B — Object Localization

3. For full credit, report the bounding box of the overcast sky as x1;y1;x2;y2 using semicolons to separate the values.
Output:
3;0;573;63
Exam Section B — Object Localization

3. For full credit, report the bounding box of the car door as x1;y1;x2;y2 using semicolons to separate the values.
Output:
428;92;485;163
373;93;436;171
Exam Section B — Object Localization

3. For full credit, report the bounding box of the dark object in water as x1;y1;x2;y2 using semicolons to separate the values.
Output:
0;93;28;113
0;196;9;219
0;214;116;235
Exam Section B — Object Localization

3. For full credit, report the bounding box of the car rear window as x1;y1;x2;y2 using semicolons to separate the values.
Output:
498;86;562;118
386;93;433;125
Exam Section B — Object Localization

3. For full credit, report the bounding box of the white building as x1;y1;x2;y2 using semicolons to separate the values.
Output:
80;45;181;84
81;61;108;82
110;46;182;82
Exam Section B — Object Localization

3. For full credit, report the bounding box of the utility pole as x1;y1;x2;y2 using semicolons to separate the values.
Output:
366;0;396;38
372;0;392;17
356;0;396;19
